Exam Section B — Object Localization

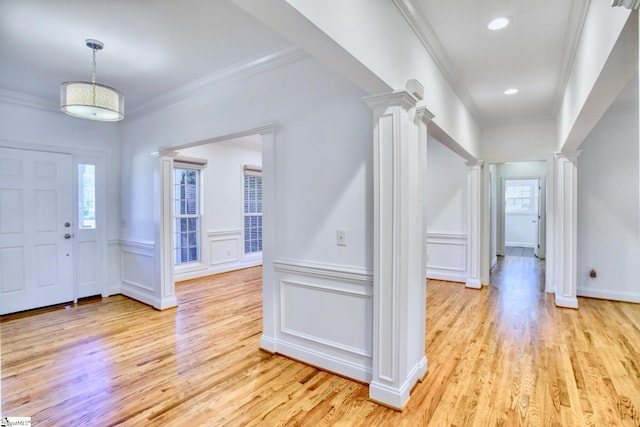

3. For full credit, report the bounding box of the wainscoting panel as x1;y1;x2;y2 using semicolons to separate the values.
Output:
271;259;373;383
120;240;156;306
209;229;241;266
175;229;261;282
426;233;468;282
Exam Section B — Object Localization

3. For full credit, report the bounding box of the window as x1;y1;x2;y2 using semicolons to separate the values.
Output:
78;164;96;229
505;179;538;214
174;168;200;264
244;165;262;254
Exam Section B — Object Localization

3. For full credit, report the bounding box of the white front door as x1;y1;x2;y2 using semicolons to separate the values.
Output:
0;147;74;315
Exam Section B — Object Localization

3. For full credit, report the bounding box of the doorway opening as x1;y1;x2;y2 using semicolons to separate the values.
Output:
489;161;547;288
170;134;264;283
504;178;541;259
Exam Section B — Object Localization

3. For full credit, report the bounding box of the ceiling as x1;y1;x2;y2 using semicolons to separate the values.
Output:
0;1;593;127
0;0;293;114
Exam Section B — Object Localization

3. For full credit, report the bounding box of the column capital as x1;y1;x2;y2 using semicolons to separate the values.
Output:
611;0;640;10
414;107;435;125
363;90;419;112
554;150;582;163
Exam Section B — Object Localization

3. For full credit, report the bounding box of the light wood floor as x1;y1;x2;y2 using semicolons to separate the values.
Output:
2;258;640;426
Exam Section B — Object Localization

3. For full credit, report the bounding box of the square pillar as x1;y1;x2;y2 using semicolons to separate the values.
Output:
154;150;179;310
554;152;580;308
466;161;483;289
364;91;428;409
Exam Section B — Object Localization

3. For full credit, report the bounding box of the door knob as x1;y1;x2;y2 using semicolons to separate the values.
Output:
64;233;73;239
64;222;71;228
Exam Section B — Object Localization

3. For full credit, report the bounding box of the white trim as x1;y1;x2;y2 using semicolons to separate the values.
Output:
370;356;427;410
173;156;208;167
129;47;308;117
280;279;372;358
0;88;58;112
552;0;591;114
274;258;373;285
555;295;579;309
577;288;640;303
392;0;482;123
119;239;155;251
505;241;536;249
267;340;373;384
271;258;374;383
426;233;468;282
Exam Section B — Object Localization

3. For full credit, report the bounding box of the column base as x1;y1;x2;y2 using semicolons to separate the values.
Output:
465;278;482;289
369;356;427;410
555;294;579;309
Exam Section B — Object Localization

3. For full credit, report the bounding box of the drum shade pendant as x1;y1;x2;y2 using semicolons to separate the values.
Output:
60;39;124;121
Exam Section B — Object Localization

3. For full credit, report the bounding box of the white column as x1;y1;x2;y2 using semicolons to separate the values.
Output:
554;152;580;309
416;107;434;281
415;106;434;387
154;150;178;310
466;161;483;289
254;124;279;352
364;91;427;410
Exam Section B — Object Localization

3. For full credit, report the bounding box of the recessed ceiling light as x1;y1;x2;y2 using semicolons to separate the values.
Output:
488;17;511;31
504;88;519;95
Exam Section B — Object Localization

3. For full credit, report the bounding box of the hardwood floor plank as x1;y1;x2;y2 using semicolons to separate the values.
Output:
3;261;640;425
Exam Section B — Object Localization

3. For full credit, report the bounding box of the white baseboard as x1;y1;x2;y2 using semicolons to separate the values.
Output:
505;241;535;248
577;287;640;304
466;278;482;289
175;258;262;282
260;335;277;353
491;256;498;269
426;269;466;283
269;339;372;383
120;284;157;309
555;294;579;309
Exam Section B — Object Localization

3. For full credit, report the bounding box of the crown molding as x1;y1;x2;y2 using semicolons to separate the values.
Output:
128;46;308;117
611;0;640;10
0;88;58;112
551;0;591;114
393;0;483;124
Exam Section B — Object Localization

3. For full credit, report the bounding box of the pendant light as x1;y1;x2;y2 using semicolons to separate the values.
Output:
60;39;124;121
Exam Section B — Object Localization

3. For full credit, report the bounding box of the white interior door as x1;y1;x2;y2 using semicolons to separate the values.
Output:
0;147;74;315
533;179;541;258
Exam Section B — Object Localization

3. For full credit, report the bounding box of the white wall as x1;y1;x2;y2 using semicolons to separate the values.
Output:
173;138;262;281
577;85;640;303
120;55;376;382
233;0;481;159
558;3;632;151
0;100;122;297
426;136;468;282
481;118;556;163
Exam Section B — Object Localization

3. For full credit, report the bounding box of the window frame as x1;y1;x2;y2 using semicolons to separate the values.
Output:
243;165;262;256
504;179;539;215
173;164;203;265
